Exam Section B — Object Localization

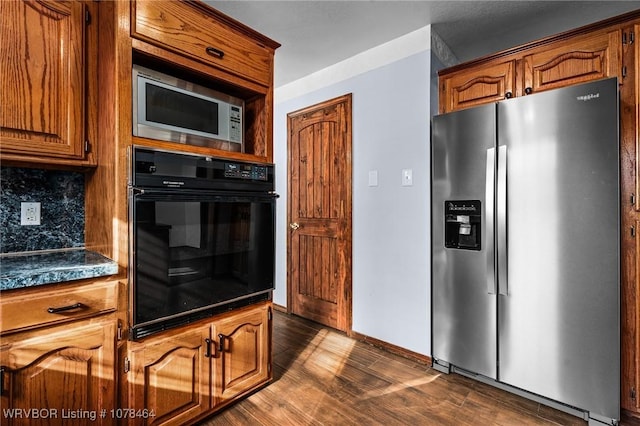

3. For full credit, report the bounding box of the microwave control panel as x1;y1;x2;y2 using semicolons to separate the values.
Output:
225;163;268;181
229;106;243;144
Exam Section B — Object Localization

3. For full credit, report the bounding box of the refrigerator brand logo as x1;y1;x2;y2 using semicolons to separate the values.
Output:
576;93;600;102
448;203;476;212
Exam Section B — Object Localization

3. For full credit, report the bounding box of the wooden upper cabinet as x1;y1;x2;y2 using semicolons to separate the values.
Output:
523;29;621;95
440;60;515;113
132;0;274;87
439;23;625;114
634;23;640;214
0;0;93;164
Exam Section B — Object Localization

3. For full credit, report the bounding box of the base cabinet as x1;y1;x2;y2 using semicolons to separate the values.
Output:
128;325;211;426
0;317;116;425
126;302;272;425
214;303;271;406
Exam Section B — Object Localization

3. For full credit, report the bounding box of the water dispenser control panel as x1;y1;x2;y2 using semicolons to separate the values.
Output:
444;200;481;250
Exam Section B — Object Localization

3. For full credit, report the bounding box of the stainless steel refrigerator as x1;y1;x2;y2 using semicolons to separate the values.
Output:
431;78;619;425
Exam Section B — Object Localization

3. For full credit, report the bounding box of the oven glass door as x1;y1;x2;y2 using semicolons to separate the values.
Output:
132;190;275;327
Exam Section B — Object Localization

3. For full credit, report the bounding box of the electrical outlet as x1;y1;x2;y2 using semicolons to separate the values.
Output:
21;202;41;226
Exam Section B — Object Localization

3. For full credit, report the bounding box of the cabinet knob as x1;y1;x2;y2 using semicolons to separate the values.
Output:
525;87;533;95
289;222;300;230
505;91;513;99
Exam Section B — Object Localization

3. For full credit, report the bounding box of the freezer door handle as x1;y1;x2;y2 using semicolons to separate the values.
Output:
486;147;496;295
497;145;508;296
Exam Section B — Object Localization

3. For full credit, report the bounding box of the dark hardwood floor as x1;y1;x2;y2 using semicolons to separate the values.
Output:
201;310;586;425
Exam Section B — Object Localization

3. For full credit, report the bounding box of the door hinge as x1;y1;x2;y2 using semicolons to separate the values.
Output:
632;193;636;206
624;31;637;44
84;140;91;154
623;66;628;79
85;9;91;25
268;362;271;374
268;307;273;321
632;387;636;400
123;357;130;373
117;321;123;341
632;226;636;238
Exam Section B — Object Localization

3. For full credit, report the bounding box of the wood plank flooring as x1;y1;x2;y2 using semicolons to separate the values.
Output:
200;311;586;426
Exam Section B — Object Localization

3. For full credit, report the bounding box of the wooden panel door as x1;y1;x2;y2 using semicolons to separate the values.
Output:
523;29;621;95
128;325;211;426
440;60;515;113
287;94;352;332
213;303;271;407
0;318;115;425
0;0;87;160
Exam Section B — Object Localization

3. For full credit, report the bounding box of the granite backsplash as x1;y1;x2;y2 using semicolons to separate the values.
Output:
0;167;85;253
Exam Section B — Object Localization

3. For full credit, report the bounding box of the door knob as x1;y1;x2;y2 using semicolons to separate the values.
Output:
289;222;300;230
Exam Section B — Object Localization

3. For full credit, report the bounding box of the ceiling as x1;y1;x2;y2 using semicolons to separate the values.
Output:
205;1;640;88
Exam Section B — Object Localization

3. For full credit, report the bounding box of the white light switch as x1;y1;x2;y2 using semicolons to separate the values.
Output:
402;169;413;186
368;170;378;187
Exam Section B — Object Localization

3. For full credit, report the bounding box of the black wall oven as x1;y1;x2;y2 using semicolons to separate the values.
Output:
129;147;276;339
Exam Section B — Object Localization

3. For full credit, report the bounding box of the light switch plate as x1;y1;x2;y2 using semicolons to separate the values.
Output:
368;170;378;187
402;169;413;186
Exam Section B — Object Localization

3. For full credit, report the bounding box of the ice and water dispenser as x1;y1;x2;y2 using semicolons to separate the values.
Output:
444;200;481;250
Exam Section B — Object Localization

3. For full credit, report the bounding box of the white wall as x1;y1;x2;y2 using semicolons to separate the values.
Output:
273;26;431;356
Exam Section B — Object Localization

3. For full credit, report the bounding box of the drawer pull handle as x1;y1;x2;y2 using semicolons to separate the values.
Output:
218;334;226;352
0;367;5;396
47;303;85;314
205;46;225;59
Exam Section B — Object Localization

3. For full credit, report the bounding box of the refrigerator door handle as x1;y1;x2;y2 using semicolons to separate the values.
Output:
486;147;496;295
497;145;508;296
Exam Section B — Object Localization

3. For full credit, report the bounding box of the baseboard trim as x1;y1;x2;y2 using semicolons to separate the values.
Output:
272;303;287;313
272;305;431;366
350;331;432;366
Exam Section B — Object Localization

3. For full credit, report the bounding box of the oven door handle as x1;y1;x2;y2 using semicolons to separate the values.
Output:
130;188;279;201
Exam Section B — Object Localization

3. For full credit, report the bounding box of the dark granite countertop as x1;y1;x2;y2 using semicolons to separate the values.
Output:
0;249;119;291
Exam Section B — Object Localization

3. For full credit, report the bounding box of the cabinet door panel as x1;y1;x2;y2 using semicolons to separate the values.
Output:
523;30;621;94
214;304;270;406
128;326;210;426
0;0;86;160
0;318;115;426
440;60;515;113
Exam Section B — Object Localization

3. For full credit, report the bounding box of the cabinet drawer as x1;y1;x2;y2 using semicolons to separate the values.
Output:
1;280;118;334
132;0;272;86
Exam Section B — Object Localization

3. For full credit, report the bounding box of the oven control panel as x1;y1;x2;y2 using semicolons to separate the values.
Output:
224;163;268;181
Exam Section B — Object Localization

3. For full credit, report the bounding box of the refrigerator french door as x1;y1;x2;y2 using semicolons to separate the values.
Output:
431;78;619;424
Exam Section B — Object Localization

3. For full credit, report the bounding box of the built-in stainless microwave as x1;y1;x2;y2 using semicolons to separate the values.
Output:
132;65;244;152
